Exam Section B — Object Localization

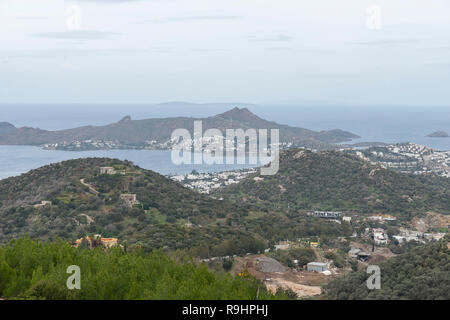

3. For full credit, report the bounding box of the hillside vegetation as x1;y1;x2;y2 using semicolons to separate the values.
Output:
324;237;449;300
0;238;290;300
218;149;450;219
0;158;351;256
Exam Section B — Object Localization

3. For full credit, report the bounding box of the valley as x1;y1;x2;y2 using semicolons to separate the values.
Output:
0;148;448;300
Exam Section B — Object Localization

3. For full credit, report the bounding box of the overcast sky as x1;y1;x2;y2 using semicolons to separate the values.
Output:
1;0;450;106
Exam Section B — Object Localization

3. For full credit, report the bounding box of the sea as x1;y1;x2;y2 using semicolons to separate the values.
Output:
0;103;449;180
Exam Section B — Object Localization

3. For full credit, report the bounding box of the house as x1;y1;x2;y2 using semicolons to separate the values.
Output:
393;235;406;244
308;211;341;219
309;242;319;248
33;201;52;208
373;228;389;245
101;238;119;248
120;194;140;207
100;167;116;175
369;214;397;222
274;242;290;250
342;216;352;222
424;233;445;241
307;262;328;272
357;252;371;262
74;235;101;248
73;235;119;249
348;247;361;258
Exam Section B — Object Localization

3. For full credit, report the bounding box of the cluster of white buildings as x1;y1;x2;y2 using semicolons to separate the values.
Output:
387;143;430;157
43;139;122;150
393;228;446;244
388;143;450;177
43;137;186;151
368;215;397;222
170;168;257;194
362;226;446;246
353;143;450;177
373;228;389;245
308;211;342;218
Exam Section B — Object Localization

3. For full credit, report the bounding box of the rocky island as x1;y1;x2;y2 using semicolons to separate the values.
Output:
427;131;449;138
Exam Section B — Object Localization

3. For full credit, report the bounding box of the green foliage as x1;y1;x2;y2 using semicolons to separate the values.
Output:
268;247;316;268
0;238;292;300
222;258;233;271
0;158;353;257
324;238;450;300
219;149;450;219
324;251;346;268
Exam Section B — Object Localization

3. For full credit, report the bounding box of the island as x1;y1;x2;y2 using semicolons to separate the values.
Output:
427;131;449;138
0;107;360;151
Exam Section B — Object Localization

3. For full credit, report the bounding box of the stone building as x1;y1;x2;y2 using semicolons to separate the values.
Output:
120;194;140;207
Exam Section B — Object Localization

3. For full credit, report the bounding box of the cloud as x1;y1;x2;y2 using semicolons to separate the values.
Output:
246;35;293;42
146;16;241;23
265;47;293;51
351;38;420;46
16;17;49;20
31;30;120;40
0;48;172;60
192;48;230;53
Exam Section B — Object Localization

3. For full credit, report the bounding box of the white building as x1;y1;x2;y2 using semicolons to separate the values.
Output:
307;262;329;272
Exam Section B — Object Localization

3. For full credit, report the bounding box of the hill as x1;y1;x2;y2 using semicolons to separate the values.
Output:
216;149;450;219
0;158;352;256
0;122;16;135
0;107;358;150
0;158;243;250
324;237;449;300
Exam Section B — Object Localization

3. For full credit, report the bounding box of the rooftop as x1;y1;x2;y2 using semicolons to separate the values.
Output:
307;262;328;267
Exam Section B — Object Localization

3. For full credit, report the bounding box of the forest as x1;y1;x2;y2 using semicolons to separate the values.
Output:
324;237;449;300
0;237;291;300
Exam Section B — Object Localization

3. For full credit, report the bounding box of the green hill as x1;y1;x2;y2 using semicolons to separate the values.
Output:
0;237;290;300
0;158;352;256
324;237;450;300
217;149;450;219
0;158;248;252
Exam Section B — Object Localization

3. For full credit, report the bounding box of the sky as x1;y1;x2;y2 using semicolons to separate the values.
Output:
0;0;450;106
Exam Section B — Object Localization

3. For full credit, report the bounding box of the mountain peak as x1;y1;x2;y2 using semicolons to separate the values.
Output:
0;122;16;134
217;107;261;122
119;115;132;123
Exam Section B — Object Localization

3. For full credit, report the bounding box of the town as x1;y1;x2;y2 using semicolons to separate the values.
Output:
169;168;257;194
41;136;293;153
348;142;450;177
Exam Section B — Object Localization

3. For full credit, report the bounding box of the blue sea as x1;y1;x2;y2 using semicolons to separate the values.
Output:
0;103;449;180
